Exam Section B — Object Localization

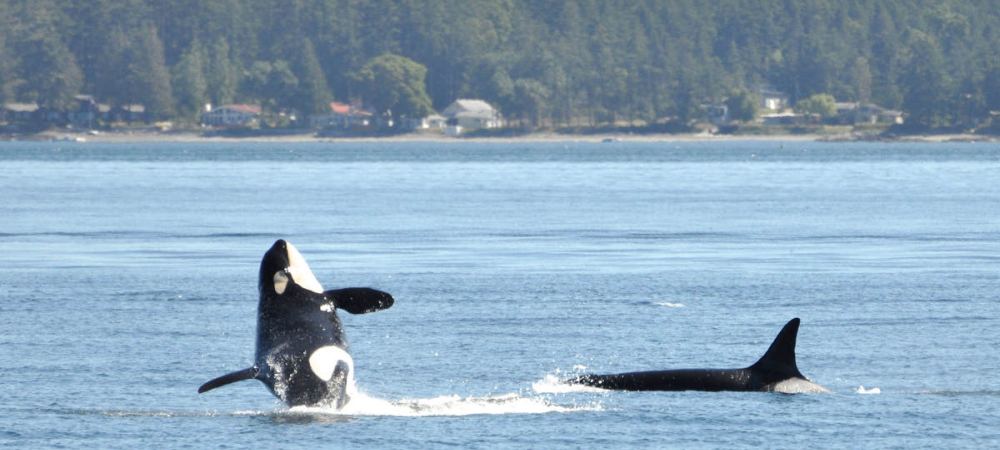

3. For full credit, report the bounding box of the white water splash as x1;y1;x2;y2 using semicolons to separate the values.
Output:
531;373;607;394
856;385;881;395
278;390;600;417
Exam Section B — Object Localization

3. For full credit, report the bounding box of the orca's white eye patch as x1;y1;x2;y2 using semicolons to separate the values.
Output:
273;270;289;294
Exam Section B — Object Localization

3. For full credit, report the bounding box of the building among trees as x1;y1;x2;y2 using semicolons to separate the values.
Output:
442;99;502;132
308;101;373;130
200;104;261;128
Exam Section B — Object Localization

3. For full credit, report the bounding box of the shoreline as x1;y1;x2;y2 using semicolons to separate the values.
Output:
4;129;997;144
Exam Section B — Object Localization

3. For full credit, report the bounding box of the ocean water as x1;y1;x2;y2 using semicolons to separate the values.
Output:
1;140;999;448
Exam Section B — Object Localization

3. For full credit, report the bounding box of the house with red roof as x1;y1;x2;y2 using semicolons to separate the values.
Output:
309;101;373;129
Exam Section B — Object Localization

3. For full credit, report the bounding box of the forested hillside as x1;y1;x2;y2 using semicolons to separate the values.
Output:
1;0;998;129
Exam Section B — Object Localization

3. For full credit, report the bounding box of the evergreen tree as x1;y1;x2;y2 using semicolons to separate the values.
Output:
243;60;299;112
93;29;130;106
511;78;549;127
291;39;333;115
870;4;903;108
0;28;16;103
172;39;209;118
126;24;175;119
901;33;953;129
985;65;1000;113
852;57;873;104
726;89;759;122
12;0;83;109
18;35;83;110
0;1;20;103
207;38;239;106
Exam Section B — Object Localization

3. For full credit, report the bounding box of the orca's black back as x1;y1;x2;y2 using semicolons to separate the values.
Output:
569;319;808;392
573;368;754;391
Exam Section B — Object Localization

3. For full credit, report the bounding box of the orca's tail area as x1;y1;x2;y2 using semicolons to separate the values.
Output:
749;318;805;379
325;288;394;314
198;366;259;394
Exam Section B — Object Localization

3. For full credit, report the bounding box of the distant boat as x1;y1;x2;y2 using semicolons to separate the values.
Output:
602;137;622;143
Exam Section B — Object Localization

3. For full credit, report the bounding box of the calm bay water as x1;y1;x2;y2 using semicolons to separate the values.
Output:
1;140;999;448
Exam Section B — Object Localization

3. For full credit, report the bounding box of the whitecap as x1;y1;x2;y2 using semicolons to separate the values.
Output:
655;302;685;308
856;385;881;395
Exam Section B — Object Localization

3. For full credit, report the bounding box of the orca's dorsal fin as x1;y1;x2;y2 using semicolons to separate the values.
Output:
749;318;805;379
325;288;394;314
198;366;259;394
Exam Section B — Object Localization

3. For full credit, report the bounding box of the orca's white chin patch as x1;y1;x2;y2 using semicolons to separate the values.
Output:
284;242;324;294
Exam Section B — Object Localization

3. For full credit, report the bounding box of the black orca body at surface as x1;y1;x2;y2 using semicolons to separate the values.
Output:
198;240;394;408
569;318;828;393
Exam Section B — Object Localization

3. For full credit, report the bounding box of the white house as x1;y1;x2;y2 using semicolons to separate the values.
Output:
756;87;789;111
201;104;261;128
441;99;502;130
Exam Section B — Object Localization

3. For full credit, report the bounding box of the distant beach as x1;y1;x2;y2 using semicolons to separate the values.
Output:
12;129;995;145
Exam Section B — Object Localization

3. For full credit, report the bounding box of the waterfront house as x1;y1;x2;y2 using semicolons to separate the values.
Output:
201;104;262;128
442;99;502;131
106;104;149;123
68;95;103;128
756;86;789;111
309;101;373;129
834;102;904;125
400;113;447;131
2;102;40;123
425;114;447;129
702;102;729;125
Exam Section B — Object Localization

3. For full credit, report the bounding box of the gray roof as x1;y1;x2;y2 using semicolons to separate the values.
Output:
443;99;497;118
4;103;40;112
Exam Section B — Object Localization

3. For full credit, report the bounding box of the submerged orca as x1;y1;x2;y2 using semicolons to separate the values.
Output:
198;240;394;408
568;318;827;393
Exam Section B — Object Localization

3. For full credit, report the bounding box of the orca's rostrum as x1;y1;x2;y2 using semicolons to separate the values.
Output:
198;240;394;408
568;318;828;393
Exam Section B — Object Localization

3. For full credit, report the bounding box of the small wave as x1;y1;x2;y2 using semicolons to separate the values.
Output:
917;389;1000;397
856;385;881;395
57;408;224;418
280;391;599;417
655;302;685;308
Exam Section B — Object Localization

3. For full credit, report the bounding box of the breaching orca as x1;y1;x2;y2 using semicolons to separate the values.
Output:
198;240;394;408
568;318;828;393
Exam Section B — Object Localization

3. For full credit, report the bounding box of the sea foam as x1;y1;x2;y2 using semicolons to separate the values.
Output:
281;390;600;417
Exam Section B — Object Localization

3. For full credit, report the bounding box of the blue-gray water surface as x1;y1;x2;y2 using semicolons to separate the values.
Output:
1;140;999;448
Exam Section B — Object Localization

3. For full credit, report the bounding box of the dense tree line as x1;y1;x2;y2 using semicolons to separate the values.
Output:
1;0;998;129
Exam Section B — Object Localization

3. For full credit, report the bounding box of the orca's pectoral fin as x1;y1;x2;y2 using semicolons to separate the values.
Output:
198;367;258;394
325;288;394;314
